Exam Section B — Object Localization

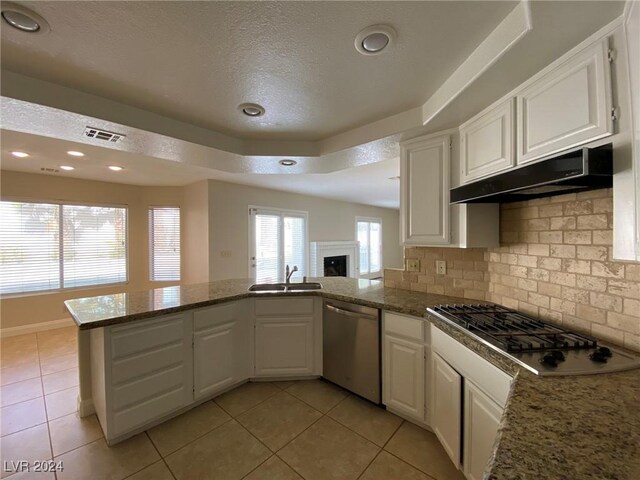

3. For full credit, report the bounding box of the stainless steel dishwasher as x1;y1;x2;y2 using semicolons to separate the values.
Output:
323;299;380;404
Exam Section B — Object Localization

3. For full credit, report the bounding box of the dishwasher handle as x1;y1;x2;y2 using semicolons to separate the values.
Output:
325;304;378;320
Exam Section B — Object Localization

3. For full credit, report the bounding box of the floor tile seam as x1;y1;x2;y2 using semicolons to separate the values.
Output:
355;447;385;480
0;372;42;388
324;399;401;449
0;391;45;409
153;415;234;459
268;410;326;455
275;388;325;416
234;415;280;454
50;433;107;461
238;453;278;480
214;385;282;419
285;389;347;414
140;431;178;480
273;452;305;480
37;346;57;475
380;418;405;450
381;448;439;480
41;366;79;378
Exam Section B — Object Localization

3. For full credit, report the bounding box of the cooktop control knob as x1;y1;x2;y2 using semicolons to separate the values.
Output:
541;353;561;367
597;346;612;357
550;350;566;362
590;350;609;363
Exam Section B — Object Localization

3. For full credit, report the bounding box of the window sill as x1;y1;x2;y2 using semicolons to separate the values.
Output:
0;281;130;300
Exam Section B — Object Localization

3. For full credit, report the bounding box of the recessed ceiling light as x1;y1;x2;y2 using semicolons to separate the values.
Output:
66;151;85;157
1;4;49;34
10;151;29;158
279;159;297;167
239;103;265;117
108;165;124;171
355;25;396;55
60;165;75;171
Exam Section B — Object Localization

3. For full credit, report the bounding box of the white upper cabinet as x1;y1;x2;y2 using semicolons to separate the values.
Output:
400;134;451;246
459;98;516;183
517;39;613;164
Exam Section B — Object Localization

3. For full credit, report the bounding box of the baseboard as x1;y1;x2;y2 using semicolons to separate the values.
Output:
78;397;95;417
0;318;76;338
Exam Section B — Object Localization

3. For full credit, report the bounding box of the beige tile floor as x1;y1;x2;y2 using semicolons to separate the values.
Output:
0;328;464;480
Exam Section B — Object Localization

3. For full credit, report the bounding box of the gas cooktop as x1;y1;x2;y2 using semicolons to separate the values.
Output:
427;304;640;376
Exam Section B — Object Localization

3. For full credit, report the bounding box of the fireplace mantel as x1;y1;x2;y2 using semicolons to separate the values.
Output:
309;241;359;278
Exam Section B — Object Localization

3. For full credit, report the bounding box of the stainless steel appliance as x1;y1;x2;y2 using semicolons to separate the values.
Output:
450;143;612;204
323;300;380;403
427;304;640;376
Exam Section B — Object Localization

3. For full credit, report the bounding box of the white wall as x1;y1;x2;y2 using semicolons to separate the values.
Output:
206;179;403;280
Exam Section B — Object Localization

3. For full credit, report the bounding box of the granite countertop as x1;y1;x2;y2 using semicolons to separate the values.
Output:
65;278;640;479
63;277;467;329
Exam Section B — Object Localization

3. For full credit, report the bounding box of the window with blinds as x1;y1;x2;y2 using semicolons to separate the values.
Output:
0;200;128;295
149;207;181;281
356;217;383;277
250;207;308;283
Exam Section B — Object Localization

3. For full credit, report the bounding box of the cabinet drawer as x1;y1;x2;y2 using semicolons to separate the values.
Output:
194;302;238;332
112;363;186;410
112;385;186;436
111;315;185;359
384;312;425;342
111;342;184;384
255;298;314;316
431;325;512;407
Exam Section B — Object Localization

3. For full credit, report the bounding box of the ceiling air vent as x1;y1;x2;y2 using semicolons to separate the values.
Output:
83;127;125;143
41;167;59;173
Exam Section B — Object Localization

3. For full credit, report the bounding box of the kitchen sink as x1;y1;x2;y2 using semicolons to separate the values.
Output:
248;283;287;292
286;282;323;291
248;282;323;292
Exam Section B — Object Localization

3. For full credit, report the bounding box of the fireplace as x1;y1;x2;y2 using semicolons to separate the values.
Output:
309;241;359;278
324;255;347;277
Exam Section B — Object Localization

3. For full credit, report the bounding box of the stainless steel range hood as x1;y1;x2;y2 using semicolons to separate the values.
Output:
450;143;613;204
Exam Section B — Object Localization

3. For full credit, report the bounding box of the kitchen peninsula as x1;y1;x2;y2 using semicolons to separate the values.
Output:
65;277;640;480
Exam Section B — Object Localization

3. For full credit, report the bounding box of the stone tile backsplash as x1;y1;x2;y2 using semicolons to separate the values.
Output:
384;188;640;352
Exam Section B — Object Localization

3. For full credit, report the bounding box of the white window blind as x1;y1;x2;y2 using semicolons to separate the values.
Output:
149;207;181;281
0;201;60;294
357;218;382;276
0;200;128;295
63;205;127;288
251;208;308;283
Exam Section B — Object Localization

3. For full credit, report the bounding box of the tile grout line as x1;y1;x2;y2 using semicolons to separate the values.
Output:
35;332;58;480
140;431;178;480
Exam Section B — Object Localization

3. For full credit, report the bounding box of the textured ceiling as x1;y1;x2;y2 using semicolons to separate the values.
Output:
0;0;516;141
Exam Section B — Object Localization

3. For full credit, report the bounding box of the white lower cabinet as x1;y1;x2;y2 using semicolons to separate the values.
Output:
384;335;425;421
463;380;503;480
193;302;250;400
382;311;429;426
430;324;513;479
431;352;462;468
90;313;193;443
253;297;321;377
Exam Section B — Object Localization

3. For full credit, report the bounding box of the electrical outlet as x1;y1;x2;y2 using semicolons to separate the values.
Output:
406;259;420;272
436;260;447;275
220;250;232;258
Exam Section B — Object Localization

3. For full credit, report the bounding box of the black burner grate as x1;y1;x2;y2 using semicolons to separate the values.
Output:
431;304;597;352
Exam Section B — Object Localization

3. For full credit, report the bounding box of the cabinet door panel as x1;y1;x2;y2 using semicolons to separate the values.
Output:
194;321;236;400
383;335;425;422
255;317;314;376
401;135;450;245
464;381;503;480
431;353;461;468
517;40;612;164
460;98;516;183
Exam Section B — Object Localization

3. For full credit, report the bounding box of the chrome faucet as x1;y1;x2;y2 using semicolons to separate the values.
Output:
285;265;298;284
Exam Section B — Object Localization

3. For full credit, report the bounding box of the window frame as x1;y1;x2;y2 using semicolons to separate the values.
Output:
148;205;181;283
0;197;130;298
248;205;309;282
355;216;383;279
